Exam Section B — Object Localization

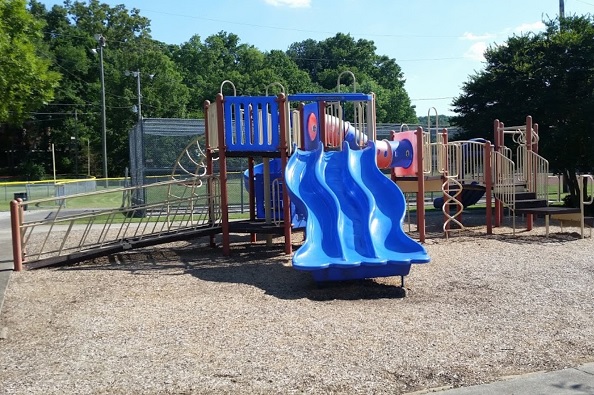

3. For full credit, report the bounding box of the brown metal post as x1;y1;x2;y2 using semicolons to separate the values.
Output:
416;126;425;243
278;93;292;255
485;141;493;235
216;93;231;256
204;100;217;248
11;200;23;271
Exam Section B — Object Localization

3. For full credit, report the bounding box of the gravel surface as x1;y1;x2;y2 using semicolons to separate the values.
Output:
1;215;593;395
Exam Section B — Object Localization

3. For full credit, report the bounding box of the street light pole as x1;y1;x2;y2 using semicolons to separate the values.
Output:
96;34;108;186
125;70;146;205
135;71;142;123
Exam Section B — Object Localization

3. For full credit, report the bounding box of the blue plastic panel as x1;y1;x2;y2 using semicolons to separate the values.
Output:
224;96;280;152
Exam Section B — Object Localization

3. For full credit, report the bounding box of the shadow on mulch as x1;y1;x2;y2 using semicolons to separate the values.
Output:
412;209;586;245
60;235;407;302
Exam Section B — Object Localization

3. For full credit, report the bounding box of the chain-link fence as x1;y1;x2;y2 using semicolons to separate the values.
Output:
1;174;251;213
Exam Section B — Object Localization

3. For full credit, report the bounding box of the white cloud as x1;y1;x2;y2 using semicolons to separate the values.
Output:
460;32;496;41
462;21;545;45
264;0;311;7
513;21;546;34
464;42;488;62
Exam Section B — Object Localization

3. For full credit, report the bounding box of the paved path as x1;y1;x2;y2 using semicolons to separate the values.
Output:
1;210;593;394
0;211;13;316
426;363;594;394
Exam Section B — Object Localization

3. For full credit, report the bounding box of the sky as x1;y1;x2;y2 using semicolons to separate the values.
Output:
41;0;594;116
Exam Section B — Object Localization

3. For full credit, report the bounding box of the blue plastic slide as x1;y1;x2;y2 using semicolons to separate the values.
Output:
285;142;429;281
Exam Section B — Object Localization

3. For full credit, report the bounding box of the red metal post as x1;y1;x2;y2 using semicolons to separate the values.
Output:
11;200;23;271
204;100;217;248
278;93;292;255
216;93;231;256
416;126;425;243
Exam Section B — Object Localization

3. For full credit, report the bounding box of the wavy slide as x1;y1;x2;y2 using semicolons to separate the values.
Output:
285;141;429;282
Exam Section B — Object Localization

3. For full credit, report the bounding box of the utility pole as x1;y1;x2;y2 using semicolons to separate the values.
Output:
74;109;79;176
126;70;148;205
560;0;565;18
96;34;108;186
136;71;142;123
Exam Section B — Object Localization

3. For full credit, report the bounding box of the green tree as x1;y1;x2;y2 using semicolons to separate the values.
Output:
286;33;417;123
451;15;594;201
417;114;451;128
0;0;60;124
172;31;317;115
30;0;189;176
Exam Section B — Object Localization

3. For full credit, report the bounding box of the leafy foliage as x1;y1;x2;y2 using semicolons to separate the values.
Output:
0;0;60;124
287;33;417;123
451;15;594;201
3;2;418;179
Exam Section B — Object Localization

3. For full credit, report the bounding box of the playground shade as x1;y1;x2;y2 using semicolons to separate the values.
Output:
285;142;430;281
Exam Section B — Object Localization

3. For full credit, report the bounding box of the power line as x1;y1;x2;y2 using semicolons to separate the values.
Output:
30;112;97;115
575;0;594;7
411;97;454;101
44;103;95;106
141;8;463;39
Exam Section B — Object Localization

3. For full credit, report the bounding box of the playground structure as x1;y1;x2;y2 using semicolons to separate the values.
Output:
8;78;431;283
389;114;593;240
8;76;593;279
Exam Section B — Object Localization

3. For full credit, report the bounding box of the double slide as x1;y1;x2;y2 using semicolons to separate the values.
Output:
285;142;429;282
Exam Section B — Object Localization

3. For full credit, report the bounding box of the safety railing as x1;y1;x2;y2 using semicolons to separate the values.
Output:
457;140;488;185
11;175;222;270
423;131;435;175
492;150;517;229
528;151;549;201
206;101;219;150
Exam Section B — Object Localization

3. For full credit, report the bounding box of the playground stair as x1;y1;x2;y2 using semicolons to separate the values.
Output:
513;191;548;210
513;190;593;238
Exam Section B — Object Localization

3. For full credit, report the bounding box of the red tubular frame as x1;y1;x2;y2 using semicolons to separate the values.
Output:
278;93;292;255
204;100;217;248
215;93;231;256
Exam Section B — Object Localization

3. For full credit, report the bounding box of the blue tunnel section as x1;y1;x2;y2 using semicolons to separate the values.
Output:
285;141;430;282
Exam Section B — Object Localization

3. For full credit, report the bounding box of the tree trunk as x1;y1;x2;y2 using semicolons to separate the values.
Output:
562;169;580;207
